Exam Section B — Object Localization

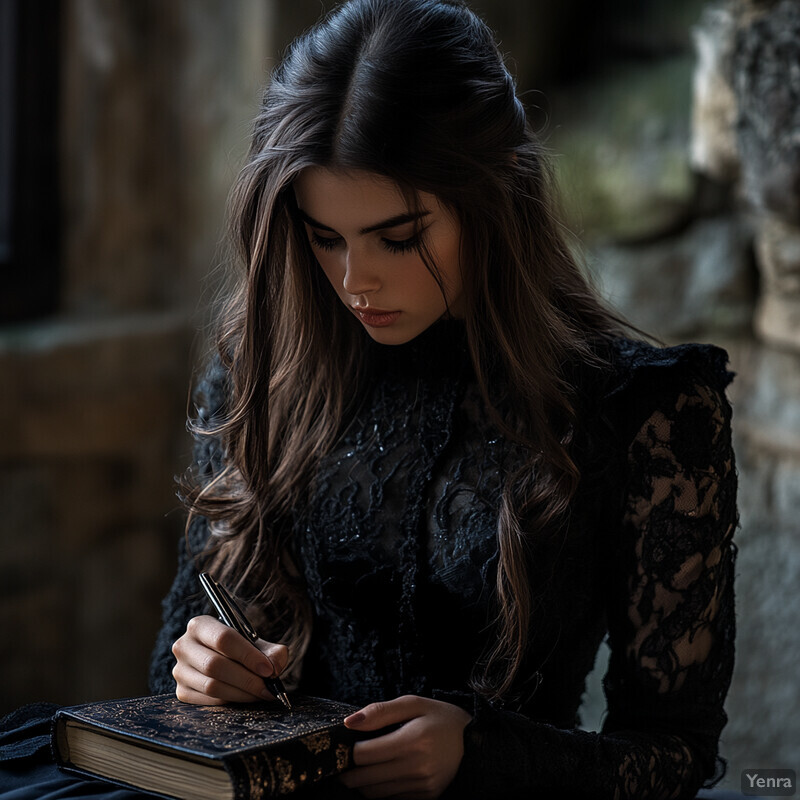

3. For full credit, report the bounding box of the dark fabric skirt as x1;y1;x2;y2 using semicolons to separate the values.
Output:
0;762;149;799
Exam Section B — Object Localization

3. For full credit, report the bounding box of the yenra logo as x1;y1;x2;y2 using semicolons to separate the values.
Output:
741;769;796;796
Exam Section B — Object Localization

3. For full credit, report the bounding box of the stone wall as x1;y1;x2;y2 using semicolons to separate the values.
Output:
548;0;800;787
692;0;800;780
1;0;272;712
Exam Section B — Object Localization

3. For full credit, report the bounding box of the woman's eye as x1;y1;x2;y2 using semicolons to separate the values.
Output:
309;228;423;254
310;231;342;251
381;235;420;254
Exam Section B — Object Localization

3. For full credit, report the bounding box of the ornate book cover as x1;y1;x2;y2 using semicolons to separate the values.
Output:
52;693;367;799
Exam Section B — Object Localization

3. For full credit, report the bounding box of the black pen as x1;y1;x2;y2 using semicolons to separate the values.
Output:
198;572;292;710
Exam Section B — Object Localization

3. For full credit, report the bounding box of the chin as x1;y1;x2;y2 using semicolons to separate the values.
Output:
362;326;418;346
359;316;437;345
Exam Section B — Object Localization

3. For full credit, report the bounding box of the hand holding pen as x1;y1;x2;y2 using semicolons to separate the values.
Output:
197;573;292;709
170;574;292;708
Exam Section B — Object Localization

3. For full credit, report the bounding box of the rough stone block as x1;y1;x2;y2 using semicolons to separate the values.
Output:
0;313;193;460
592;215;755;340
733;0;800;224
729;341;800;454
0;313;194;713
755;294;800;354
753;217;800;352
755;216;800;294
690;2;740;181
551;56;696;243
724;439;800;773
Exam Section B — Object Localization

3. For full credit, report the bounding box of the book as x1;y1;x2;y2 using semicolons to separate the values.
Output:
52;693;370;799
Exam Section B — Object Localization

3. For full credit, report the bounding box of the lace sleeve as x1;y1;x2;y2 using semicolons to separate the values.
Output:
602;380;737;797
447;376;737;800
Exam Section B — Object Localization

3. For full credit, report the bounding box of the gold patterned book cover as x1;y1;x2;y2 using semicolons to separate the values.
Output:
52;693;366;799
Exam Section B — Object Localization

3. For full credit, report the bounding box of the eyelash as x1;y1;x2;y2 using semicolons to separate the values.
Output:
310;231;421;254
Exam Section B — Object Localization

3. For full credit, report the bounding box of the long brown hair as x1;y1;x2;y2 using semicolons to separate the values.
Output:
182;0;625;699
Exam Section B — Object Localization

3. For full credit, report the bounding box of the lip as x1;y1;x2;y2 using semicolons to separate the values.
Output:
351;307;401;328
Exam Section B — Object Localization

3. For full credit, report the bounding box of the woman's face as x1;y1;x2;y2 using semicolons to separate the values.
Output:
293;167;464;345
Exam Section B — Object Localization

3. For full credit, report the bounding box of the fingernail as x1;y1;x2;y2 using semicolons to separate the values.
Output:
261;687;273;700
344;712;365;726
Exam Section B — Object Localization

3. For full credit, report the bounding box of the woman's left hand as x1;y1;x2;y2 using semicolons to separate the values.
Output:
339;695;472;799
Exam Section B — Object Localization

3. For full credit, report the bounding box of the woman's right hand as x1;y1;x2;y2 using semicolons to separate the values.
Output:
171;615;289;705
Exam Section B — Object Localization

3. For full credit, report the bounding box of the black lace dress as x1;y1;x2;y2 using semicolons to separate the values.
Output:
146;321;738;800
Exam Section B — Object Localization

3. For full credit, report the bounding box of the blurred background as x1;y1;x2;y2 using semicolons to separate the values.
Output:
1;0;798;791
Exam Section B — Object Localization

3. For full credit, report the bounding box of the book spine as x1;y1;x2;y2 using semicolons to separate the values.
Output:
51;712;68;765
223;725;360;798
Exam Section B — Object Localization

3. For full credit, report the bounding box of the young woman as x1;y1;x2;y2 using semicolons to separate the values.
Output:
0;1;739;798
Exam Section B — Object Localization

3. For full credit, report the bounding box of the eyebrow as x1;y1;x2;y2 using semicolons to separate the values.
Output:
297;208;430;235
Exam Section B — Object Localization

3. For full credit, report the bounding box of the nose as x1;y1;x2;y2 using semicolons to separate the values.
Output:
342;247;380;297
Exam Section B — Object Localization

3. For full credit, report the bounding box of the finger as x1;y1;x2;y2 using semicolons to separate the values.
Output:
174;638;273;701
173;663;268;704
344;695;424;732
339;761;406;788
351;725;409;766
187;616;276;679
173;686;227;706
256;639;289;675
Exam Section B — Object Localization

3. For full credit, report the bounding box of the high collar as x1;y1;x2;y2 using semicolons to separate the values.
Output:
365;318;471;383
